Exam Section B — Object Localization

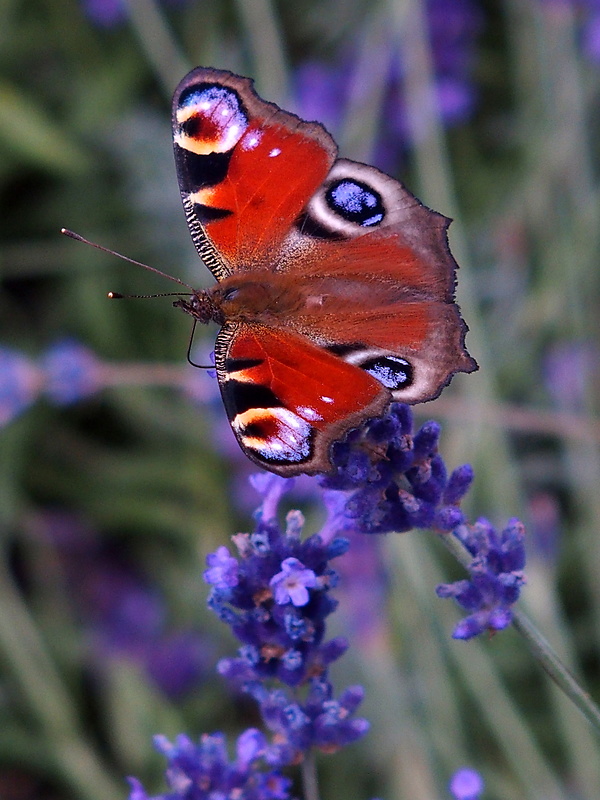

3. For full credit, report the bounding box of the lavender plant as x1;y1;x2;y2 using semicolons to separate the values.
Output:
126;405;525;799
3;335;598;796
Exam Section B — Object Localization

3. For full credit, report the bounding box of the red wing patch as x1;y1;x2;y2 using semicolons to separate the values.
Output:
172;68;337;275
214;323;390;476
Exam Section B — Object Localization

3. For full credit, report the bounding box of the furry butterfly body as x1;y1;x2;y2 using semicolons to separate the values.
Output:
172;67;477;476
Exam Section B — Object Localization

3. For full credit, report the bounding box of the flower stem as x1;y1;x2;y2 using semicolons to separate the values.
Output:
301;750;321;800
512;608;600;733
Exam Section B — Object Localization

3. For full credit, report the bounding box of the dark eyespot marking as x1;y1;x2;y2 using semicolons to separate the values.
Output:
325;179;385;227
325;342;364;357
295;212;344;241
178;83;248;124
180;116;203;139
174;145;233;189
224;357;263;372
192;204;232;223
242;420;268;438
221;380;282;417
361;356;413;390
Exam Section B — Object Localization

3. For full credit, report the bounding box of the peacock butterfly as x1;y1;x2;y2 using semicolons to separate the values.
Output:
171;66;477;477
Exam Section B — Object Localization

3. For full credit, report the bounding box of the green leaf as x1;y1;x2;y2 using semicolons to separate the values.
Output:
0;81;91;175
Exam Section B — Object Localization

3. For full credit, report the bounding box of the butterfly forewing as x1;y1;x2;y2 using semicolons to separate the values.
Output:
172;67;337;275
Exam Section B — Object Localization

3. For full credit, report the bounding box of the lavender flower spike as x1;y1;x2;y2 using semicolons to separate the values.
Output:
128;730;292;800
205;475;350;688
437;518;527;639
320;403;473;535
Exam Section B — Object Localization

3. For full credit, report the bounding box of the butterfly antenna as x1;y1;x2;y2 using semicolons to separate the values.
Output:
63;228;215;369
61;228;194;292
186;319;215;370
108;291;189;300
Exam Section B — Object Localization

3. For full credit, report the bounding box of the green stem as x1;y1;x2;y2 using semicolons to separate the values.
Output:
301;750;320;800
511;609;600;733
234;0;288;103
0;555;123;800
439;531;600;735
123;0;190;97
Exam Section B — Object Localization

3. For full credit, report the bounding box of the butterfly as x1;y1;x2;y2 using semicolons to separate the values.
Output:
171;67;477;477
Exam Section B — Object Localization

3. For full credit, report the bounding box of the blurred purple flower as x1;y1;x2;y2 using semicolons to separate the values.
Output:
435;75;476;125
450;767;484;800
182;369;216;406
82;0;187;28
128;730;293;800
88;559;213;698
335;530;389;645
528;491;561;564
294;0;482;170
543;340;598;411
39;511;212;699
583;11;600;60
538;0;600;63
82;0;124;26
436;518;526;640
43;339;102;405
144;632;215;700
293;61;347;132
0;347;41;425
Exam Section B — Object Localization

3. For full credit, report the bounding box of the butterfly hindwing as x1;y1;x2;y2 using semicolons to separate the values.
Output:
271;157;477;403
214;323;390;475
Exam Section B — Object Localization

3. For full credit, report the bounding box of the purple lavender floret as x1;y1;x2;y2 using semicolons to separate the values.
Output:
436;518;526;639
319;404;473;534
128;729;293;800
246;678;369;762
204;474;350;687
204;546;240;589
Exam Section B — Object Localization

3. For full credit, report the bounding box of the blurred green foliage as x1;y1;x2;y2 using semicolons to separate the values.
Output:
1;1;600;799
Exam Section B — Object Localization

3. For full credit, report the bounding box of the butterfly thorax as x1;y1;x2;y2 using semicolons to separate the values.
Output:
173;291;225;326
174;273;307;328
